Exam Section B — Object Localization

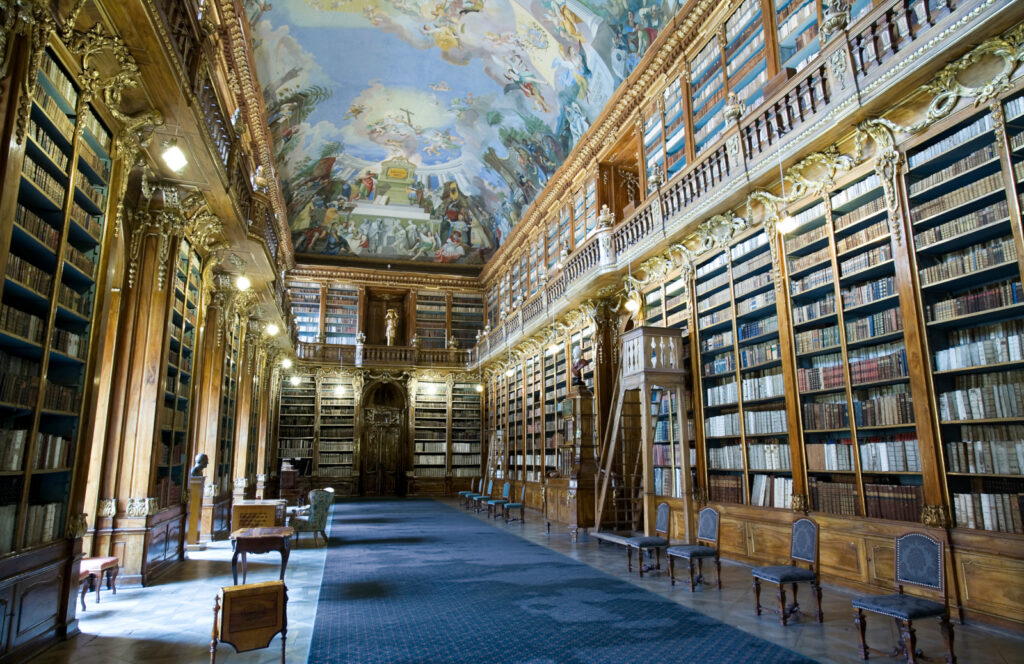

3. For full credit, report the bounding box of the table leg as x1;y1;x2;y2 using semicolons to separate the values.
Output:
241;551;248;584
231;550;240;585
280;539;291;581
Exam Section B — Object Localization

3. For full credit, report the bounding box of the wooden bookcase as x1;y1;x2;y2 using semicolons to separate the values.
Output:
316;373;356;481
450;293;483;348
323;285;358;345
450;380;482;480
411;378;448;478
414;291;447;349
277;373;316;477
288;282;320;343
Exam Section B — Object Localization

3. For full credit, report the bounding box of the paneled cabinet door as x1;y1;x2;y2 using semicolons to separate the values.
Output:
0;581;11;653
10;564;65;649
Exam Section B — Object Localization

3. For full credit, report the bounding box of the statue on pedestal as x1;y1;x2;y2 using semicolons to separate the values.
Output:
190;453;208;477
570;346;591;389
385;308;399;346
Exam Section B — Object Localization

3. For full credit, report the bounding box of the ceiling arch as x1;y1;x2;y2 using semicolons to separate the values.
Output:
245;0;682;268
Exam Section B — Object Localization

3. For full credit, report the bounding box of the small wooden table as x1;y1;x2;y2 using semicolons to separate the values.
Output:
229;526;294;585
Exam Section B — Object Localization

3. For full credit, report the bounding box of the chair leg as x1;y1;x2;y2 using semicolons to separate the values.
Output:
668;555;676;586
520;506;525;523
753;577;762;616
95;573;102;604
688;559;696;592
854;608;869;660
812;580;823;622
627;547;633;573
939;614;956;664
655;548;661;570
901;620;918;664
638;549;645;577
777;584;788;627
715;554;721;589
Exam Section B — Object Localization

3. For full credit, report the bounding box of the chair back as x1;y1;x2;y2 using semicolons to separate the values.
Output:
790;517;818;566
518;484;526;502
654;502;670;536
306;489;333;529
895;532;944;595
484;479;493;496
696;507;719;546
501;482;511;499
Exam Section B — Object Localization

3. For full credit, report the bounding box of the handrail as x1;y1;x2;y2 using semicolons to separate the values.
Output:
296;342;472;368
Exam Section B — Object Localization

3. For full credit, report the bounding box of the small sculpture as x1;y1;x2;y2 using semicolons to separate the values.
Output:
570;345;591;388
190;453;208;477
385;307;399;346
448;334;458;349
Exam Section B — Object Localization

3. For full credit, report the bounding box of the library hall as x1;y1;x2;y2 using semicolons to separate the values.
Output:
2;0;1024;662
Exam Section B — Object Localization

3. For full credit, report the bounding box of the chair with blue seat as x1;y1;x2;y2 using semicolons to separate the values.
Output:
486;482;511;519
472;479;495;512
751;517;823;626
465;479;491;510
667;506;721;591
504;484;527;524
852;532;955;664
625;502;670;577
458;478;479;506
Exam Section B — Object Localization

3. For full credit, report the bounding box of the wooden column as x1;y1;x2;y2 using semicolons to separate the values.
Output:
231;319;258;500
92;193;183;585
254;345;274;498
193;277;231;541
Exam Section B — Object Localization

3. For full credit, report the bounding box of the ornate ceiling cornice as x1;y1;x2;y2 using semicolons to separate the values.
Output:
215;0;293;270
288;265;482;293
480;0;719;284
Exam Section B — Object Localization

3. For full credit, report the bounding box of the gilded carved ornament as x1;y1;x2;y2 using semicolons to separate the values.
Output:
10;0;56;144
820;0;850;40
97;498;117;517
66;512;88;540
921;504;951;529
790;493;809;514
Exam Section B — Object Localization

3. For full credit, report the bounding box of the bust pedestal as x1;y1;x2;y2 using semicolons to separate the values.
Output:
186;476;206;551
544;385;598;542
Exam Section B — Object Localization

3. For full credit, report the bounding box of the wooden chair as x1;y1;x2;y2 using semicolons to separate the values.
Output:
625;502;670;577
458;478;479;506
486;482;511;519
504;484;527;524
81;556;119;603
471;479;494;513
667;506;721;591
852;532;956;664
77;570;92;611
751;517;823;626
288;489;332;546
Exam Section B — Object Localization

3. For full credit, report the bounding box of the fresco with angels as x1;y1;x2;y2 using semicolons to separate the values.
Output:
245;0;681;265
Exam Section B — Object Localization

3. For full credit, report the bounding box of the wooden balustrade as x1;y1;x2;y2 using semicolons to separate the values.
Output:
523;294;545;325
296;343;471;367
620;327;687;378
613;202;656;255
563;236;601;286
740;63;831;162
850;0;953;80
662;142;732;221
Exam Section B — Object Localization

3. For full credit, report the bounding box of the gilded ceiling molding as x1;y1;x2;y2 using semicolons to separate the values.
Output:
287;266;481;293
9;0;56;144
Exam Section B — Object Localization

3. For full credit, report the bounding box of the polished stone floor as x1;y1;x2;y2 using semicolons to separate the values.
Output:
33;500;1024;663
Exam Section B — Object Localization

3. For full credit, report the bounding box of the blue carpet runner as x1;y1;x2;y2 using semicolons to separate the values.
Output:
308;499;818;664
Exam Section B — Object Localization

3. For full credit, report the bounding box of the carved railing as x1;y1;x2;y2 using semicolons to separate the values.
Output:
849;0;953;80
523;294;545;325
197;71;232;169
740;63;831;162
563;235;601;287
545;272;566;303
613;200;657;255
620;327;687;378
296;343;472;368
662;142;732;221
152;0;204;83
503;310;522;338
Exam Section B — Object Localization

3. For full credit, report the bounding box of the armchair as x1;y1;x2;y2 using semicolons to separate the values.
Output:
288;489;332;546
852;532;956;664
751;517;823;626
667;507;721;591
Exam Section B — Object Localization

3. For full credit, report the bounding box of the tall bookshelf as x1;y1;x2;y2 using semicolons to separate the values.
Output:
524;354;542;481
643;100;666;183
543;341;562;477
215;316;241;497
412;378;448;478
508;363;524;481
156;240;200;509
451;380;482;479
773;0;819;74
415;291;447;349
690;37;727;155
288;282;320;343
725;0;767;114
0;48;111;557
784;170;922;520
908;100;1024;534
695;228;791;507
317;373;357;480
278;373;315;477
323;285;358;345
663;76;688;176
451;293;484;348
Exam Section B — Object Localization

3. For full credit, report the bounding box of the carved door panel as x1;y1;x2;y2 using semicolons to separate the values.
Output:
361;407;406;496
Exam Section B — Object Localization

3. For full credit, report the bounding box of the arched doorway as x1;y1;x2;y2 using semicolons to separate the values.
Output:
360;381;407;496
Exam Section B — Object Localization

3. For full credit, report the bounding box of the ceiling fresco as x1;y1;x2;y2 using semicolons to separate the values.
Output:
245;0;681;266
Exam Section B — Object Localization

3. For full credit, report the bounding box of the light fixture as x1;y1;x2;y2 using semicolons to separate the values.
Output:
335;384;345;395
161;138;188;172
235;275;251;291
505;367;515;378
475;383;484;393
281;358;293;369
546;342;560;355
265;323;279;336
624;297;639;312
777;214;798;234
289;375;300;386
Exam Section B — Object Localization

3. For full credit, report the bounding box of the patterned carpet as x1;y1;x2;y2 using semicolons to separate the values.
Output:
309;499;818;664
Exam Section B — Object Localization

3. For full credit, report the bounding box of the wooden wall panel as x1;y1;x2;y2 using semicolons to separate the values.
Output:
746;521;791;561
818;533;866;582
867;540;896;589
11;568;63;648
956;553;1024;624
718;517;748;557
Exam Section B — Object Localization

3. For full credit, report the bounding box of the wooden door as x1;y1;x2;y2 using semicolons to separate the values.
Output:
361;407;406;496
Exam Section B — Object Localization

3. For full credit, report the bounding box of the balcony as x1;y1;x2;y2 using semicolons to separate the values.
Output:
297;342;474;369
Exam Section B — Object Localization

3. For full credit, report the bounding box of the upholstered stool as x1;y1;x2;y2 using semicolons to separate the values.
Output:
81;556;118;603
77;569;92;611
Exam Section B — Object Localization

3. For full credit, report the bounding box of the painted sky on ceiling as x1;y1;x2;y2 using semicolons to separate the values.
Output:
245;0;680;265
